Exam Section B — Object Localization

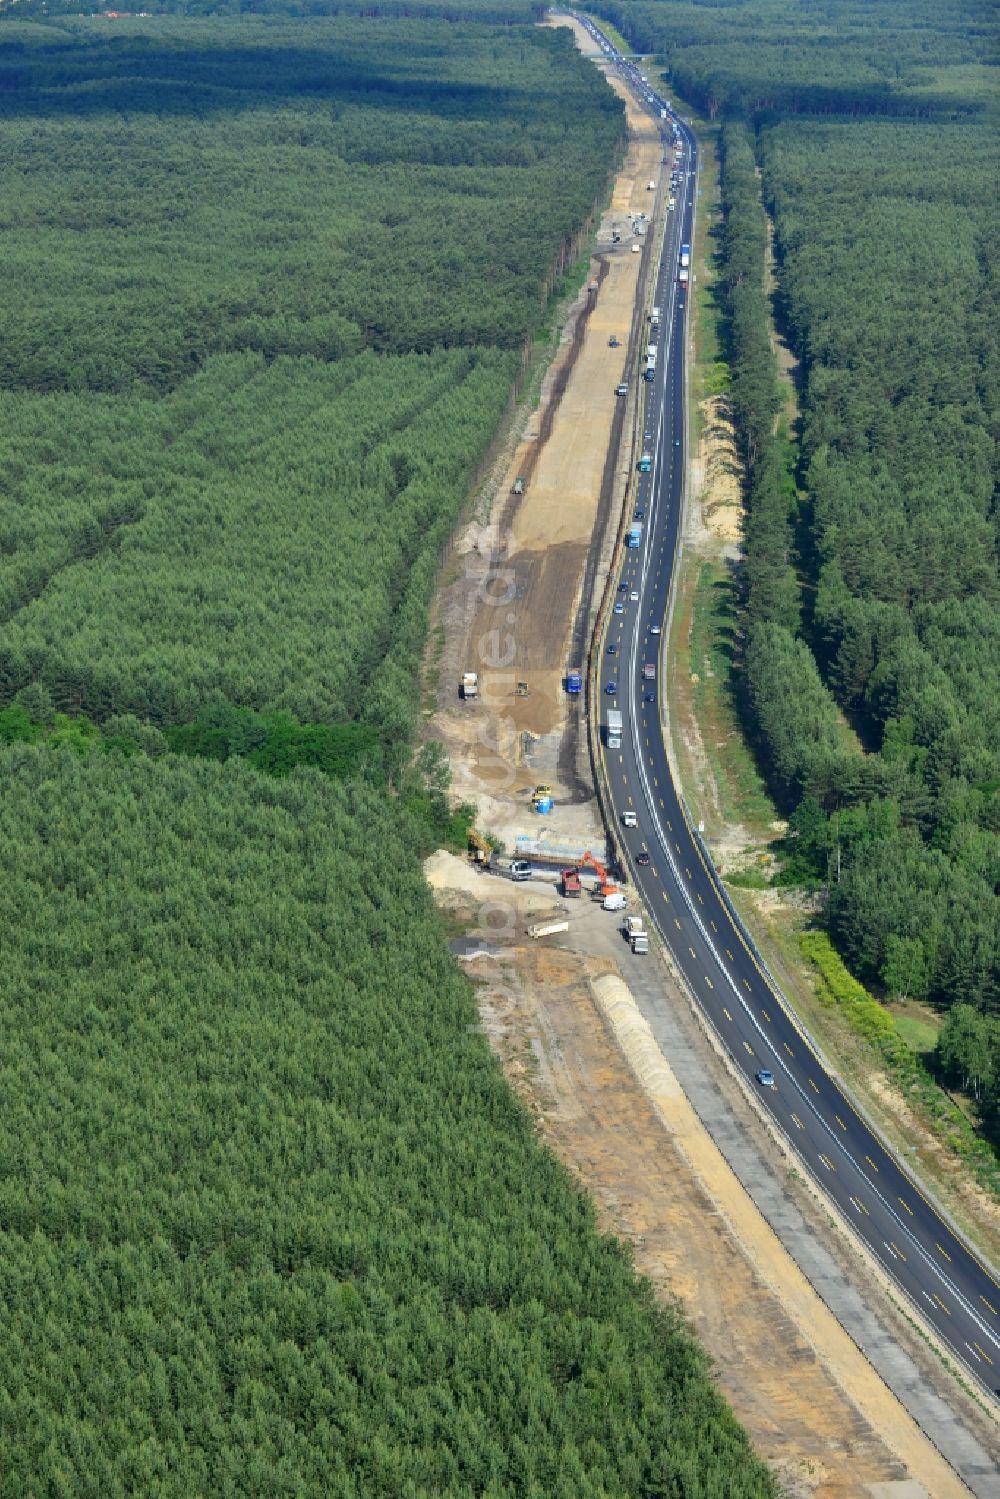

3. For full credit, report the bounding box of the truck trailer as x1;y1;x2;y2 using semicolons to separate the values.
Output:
606;708;623;749
627;522;643;548
565;668;582;695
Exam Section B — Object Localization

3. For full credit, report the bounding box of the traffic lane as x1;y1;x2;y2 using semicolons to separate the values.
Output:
625;602;1000;1372
615;375;1000;1374
617;743;1000;1379
638;705;1000;1321
588;15;1000;1399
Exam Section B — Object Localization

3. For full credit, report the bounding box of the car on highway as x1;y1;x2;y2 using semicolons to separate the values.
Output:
614;601;624;615
618;581;629;593
605;681;617;695
755;1069;776;1088
636;850;651;867
643;690;656;703
650;623;661;634
630;589;639;602
634;508;645;521
607;642;618;655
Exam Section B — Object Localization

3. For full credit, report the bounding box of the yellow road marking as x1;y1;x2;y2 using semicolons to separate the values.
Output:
898;1197;914;1216
974;1342;993;1365
936;1242;951;1262
818;1154;834;1171
688;947;696;959
835;1115;847;1131
726;948;734;961
790;1113;804;1131
980;1295;998;1316
704;976;713;989
783;1042;793;1056
709;919;717;932
742;978;751;992
933;1294;950;1316
808;1078;819;1093
761;1008;770;1022
866;1155;879;1173
743;1040;754;1056
674;918;682;931
722;1007;732;1022
891;1242;906;1261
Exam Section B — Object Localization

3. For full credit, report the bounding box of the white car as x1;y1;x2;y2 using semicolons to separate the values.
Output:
629;589;639;602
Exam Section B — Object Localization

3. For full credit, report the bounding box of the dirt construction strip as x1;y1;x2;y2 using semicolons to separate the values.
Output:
426;15;993;1494
435;858;974;1498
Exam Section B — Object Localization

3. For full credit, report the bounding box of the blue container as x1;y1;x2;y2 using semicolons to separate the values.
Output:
535;797;553;815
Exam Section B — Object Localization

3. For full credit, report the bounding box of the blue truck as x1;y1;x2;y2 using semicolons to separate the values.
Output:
565;669;582;695
627;522;643;549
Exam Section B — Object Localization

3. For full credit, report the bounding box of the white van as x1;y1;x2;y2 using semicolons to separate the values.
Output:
622;810;638;828
603;892;627;912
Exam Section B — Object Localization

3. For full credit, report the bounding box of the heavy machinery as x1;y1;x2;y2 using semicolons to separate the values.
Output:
512;476;525;495
560;869;582;898
580;850;619;900
468;829;493;864
515;681;529;697
531;784;553;807
461;671;479;700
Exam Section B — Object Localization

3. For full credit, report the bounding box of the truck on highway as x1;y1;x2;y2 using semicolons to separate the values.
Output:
627;522;643;548
565;668;582;695
606;708;623;749
680;244;690;268
643;662;656;681
678;268;689;289
650;306;661;327
638;452;652;474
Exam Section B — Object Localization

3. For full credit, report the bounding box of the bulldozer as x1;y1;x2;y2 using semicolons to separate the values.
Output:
515;681;529;698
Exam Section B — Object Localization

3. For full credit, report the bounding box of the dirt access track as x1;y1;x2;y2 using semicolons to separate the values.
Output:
426;19;992;1496
428;20;663;848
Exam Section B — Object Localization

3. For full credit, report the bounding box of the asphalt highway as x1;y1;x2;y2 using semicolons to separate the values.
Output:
581;16;1000;1402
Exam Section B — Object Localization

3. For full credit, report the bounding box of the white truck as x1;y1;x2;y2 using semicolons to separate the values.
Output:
606;708;623;749
624;915;649;954
462;672;479;699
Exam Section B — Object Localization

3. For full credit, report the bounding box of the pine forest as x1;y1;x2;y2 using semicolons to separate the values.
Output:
0;3;777;1494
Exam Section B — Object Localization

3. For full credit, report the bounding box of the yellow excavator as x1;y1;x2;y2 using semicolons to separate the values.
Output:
468;829;493;864
531;784;553;807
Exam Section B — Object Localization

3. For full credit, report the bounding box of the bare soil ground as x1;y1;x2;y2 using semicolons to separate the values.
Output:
428;855;971;1497
427;20;663;849
424;22;991;1494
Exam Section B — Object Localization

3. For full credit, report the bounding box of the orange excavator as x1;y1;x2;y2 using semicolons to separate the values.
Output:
580;851;619;900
